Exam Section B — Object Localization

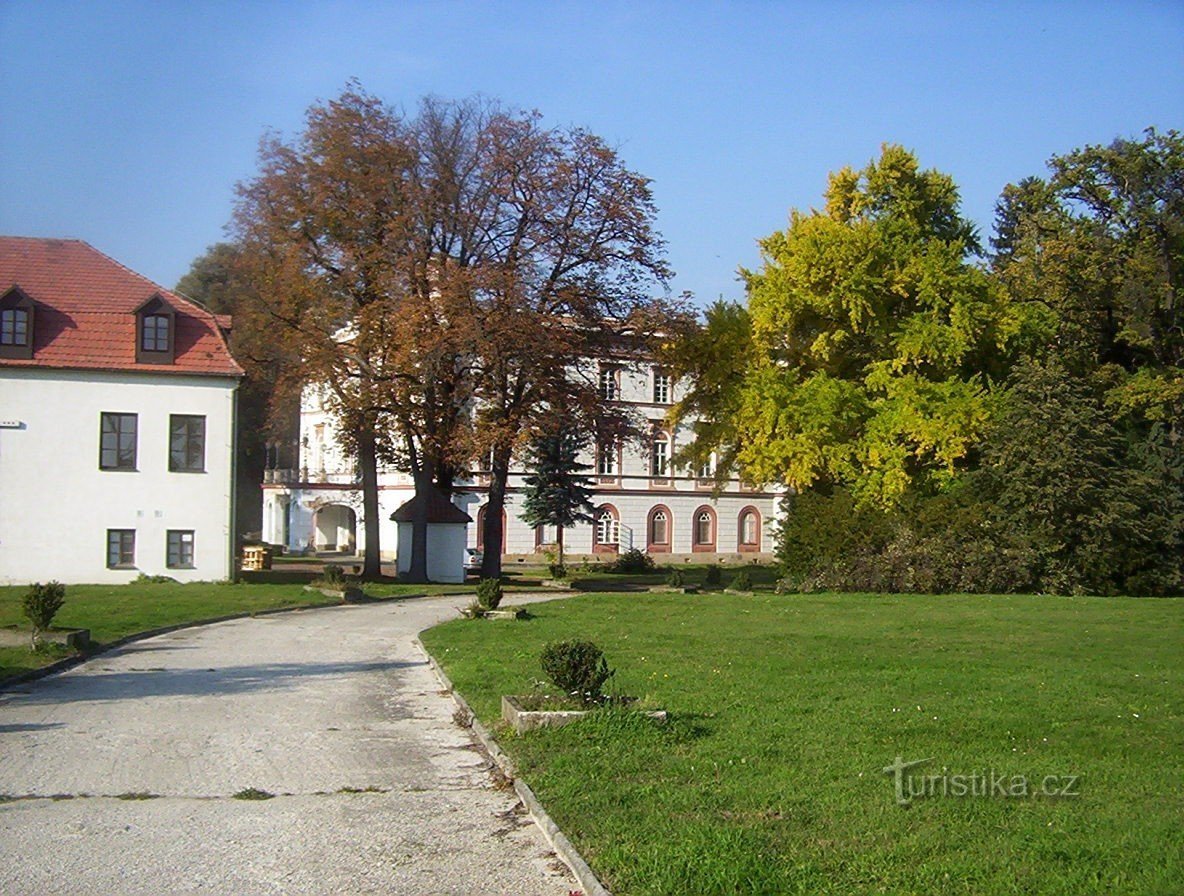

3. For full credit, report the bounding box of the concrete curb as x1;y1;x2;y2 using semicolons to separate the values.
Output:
416;637;612;896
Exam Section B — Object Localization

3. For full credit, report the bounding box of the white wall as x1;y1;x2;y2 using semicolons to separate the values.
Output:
396;522;466;583
0;368;238;585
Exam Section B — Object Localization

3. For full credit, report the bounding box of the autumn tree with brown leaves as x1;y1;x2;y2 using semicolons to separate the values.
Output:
232;85;683;581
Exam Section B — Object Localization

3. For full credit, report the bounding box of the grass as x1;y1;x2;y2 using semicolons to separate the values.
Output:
0;579;469;681
421;591;1184;896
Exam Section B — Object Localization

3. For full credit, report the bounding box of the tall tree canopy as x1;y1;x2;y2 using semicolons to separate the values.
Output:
673;146;1041;505
993;127;1184;432
230;84;682;580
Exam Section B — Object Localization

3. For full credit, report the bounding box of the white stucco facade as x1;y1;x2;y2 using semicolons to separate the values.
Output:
0;368;238;584
262;362;782;568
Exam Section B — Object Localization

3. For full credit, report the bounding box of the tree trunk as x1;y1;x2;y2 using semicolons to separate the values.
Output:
405;469;432;584
357;424;383;581
557;525;565;572
480;444;512;579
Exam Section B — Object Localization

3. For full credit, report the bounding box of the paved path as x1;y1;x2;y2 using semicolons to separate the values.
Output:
0;595;577;895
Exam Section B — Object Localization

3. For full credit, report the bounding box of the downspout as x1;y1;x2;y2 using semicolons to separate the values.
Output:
228;378;240;583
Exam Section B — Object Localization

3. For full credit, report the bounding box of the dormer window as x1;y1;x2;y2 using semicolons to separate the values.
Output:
1;308;29;345
142;314;170;351
135;295;175;364
0;286;35;360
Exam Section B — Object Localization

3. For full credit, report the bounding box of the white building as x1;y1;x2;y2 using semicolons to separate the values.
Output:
0;237;243;585
262;354;780;568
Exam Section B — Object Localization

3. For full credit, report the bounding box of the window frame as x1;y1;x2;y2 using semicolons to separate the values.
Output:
0;287;35;360
652;369;672;404
738;506;762;552
135;295;176;364
692;505;717;552
647;505;672;553
106;529;136;569
169;414;207;473
166;530;196;569
99;412;138;471
599;365;620;401
650;431;671;479
593;504;620;554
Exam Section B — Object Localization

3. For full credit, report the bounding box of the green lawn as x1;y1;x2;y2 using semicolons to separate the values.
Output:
0;579;467;680
421;592;1184;896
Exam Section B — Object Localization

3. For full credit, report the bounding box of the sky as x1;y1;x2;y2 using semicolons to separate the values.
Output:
1;1;1181;306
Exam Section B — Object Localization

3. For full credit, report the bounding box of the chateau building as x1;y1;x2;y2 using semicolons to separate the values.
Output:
261;358;780;567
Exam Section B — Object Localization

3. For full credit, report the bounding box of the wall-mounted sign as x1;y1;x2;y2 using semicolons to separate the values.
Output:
0;420;22;428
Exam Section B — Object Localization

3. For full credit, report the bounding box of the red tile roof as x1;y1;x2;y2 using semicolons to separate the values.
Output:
0;237;243;377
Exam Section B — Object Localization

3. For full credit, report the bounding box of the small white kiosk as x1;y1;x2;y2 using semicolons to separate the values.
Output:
391;488;471;583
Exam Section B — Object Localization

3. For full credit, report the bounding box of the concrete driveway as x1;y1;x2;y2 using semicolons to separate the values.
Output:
0;595;576;895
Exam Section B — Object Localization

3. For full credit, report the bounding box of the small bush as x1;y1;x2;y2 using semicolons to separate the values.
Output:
548;562;568;580
320;564;345;586
540;640;615;705
23;581;65;646
728;569;753;592
611;548;655;574
665;567;685;588
704;564;722;586
133;573;177;584
476;577;503;611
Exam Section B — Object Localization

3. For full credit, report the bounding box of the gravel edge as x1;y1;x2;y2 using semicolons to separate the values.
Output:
415;636;612;896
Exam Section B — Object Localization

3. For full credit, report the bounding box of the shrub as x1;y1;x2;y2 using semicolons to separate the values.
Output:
729;569;753;592
540;640;615;705
133;573;177;584
476;577;503;611
23;581;65;646
665;567;685;588
548;562;568;580
611;548;655;574
704;564;722;586
320;564;345;586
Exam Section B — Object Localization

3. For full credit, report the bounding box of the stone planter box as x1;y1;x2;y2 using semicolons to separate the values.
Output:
0;626;90;649
302;585;365;602
501;694;667;735
485;607;528;620
540;579;574;589
648;586;698;594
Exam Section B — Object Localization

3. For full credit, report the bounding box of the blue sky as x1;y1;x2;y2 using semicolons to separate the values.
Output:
1;1;1181;305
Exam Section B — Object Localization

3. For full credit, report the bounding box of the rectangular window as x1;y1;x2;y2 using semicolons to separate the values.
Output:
1;308;29;346
167;530;195;569
653;371;671;404
169;415;206;472
599;367;619;401
597;442;617;476
142;314;170;352
651;436;670;477
107;529;135;568
100;413;138;470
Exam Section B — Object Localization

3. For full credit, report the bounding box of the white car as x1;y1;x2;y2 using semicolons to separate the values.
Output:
464;548;484;573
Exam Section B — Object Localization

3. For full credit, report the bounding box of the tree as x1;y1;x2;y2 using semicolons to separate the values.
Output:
979;359;1178;595
993;127;1184;434
675;145;1041;506
519;425;596;573
399;99;682;578
232;86;438;580
176;242;299;538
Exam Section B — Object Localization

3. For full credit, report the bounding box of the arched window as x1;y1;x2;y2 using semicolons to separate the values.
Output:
738;506;761;552
593;504;620;554
475;505;507;553
651;431;671;478
647;505;672;553
692;505;717;552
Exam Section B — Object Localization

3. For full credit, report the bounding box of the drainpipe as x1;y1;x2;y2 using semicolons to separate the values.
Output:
228;379;240;583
